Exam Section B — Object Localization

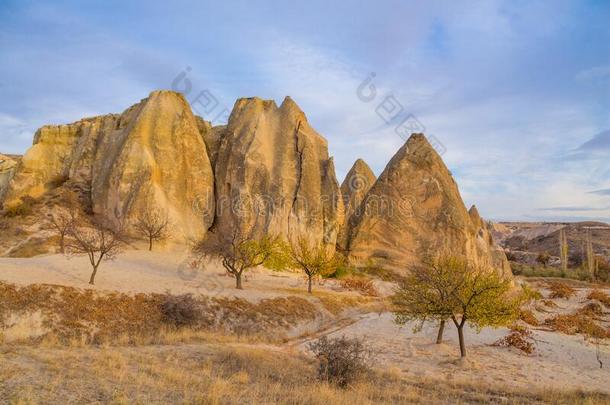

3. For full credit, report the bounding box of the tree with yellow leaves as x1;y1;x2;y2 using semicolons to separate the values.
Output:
393;255;521;358
285;237;345;293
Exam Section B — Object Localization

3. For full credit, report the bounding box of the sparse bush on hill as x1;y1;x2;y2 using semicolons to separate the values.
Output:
308;335;374;388
544;312;609;339
587;289;610;307
547;282;576;299
160;293;204;327
4;195;35;217
519;309;539;326
494;326;536;355
339;277;378;297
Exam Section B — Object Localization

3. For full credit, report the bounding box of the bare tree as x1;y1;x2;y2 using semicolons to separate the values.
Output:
47;210;76;253
192;228;284;289
66;219;124;285
133;208;171;251
286;237;344;293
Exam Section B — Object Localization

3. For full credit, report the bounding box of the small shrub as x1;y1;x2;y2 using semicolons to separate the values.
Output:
521;284;543;301
519;309;539;326
4;196;35;217
159;294;204;327
579;302;604;317
339;277;378;297
308;335;373;388
494;326;536;355
587;290;610;308
547;282;575;299
544;313;609;339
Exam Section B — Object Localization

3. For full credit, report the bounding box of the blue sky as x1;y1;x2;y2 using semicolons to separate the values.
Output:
0;0;609;222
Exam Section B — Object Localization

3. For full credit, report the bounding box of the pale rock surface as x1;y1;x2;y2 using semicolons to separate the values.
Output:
2;91;215;241
337;158;376;251
348;134;508;273
212;96;344;248
0;154;17;201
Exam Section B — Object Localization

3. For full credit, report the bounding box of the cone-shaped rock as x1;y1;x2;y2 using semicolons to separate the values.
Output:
337;158;376;251
3;90;215;240
468;204;483;228
213;96;344;248
348;134;501;271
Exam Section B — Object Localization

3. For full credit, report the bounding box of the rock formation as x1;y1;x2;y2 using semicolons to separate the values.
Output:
1;91;509;275
212;96;344;248
337;159;376;251
0;154;17;201
3;91;215;240
348;134;507;273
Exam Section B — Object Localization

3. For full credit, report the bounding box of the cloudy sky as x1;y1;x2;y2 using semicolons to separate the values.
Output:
1;0;609;222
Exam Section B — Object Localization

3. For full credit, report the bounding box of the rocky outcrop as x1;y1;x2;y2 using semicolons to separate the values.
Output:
212;96;343;248
0;154;17;202
337;159;376;251
3;91;215;240
348;134;508;274
195;116;225;169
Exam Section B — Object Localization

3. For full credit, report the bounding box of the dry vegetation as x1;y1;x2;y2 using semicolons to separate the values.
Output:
339;277;379;297
1;343;608;404
0;282;320;345
588;289;610;307
547;281;576;299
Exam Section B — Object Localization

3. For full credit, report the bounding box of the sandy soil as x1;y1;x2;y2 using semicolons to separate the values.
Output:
1;251;609;394
299;312;610;394
0;250;351;301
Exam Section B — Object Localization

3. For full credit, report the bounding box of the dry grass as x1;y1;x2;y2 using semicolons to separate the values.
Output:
587;289;610;308
519;309;539;326
547;282;576;299
0;343;608;404
493;326;536;355
544;312;609;339
339;277;379;297
0;281;320;346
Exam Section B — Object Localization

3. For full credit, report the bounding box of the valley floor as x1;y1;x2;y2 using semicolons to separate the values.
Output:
0;251;609;403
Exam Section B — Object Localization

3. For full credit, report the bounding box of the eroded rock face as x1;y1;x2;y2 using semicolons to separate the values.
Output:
3;91;215;240
212;96;343;248
337;159;376;251
348;134;507;273
0;154;17;202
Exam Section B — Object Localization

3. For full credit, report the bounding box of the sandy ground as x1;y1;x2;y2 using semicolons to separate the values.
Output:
0;250;353;301
299;313;610;394
1;250;609;394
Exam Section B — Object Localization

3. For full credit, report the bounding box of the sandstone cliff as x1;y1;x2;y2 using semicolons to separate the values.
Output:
348;134;507;273
212;96;344;248
3;91;215;240
0;154;17;201
337;159;376;251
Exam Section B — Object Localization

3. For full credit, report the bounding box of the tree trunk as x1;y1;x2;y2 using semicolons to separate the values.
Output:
307;275;312;294
59;234;65;254
436;320;445;344
89;264;99;285
149;237;153;251
457;325;466;357
236;273;243;289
